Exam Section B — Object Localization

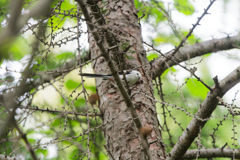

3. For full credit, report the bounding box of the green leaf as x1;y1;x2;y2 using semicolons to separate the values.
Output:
0;58;3;66
161;67;177;78
49;15;66;30
56;52;75;63
134;0;143;9
153;33;180;46
30;88;36;94
151;7;166;25
0;78;3;85
34;51;75;72
60;0;76;11
182;31;201;45
134;0;166;26
74;98;86;108
174;0;195;15
147;52;159;61
36;148;48;156
8;37;31;60
84;85;96;92
35;53;59;71
27;138;36;144
65;79;79;90
0;0;8;8
0;0;8;26
186;78;208;99
51;118;61;127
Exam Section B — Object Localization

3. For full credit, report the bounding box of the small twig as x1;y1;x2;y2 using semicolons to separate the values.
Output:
144;42;213;91
221;143;228;150
213;76;220;89
18;106;101;117
169;0;216;58
13;120;38;160
104;145;115;160
232;44;240;49
216;97;234;115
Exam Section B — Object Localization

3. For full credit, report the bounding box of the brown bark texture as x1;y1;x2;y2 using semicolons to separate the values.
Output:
87;0;165;159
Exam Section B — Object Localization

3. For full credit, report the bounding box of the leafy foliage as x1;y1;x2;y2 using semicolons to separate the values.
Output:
174;0;195;15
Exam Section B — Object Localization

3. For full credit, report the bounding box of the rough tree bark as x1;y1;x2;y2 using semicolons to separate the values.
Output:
79;0;165;159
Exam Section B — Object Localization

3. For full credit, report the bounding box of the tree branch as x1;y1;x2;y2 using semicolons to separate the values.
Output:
183;148;240;159
13;120;37;160
167;65;240;160
18;106;101;117
169;0;216;58
0;0;53;60
151;34;240;78
0;154;15;160
0;56;78;101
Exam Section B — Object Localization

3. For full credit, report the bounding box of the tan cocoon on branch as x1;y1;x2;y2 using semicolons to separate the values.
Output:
88;93;99;105
140;126;152;138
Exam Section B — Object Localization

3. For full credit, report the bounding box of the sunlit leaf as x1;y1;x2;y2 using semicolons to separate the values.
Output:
8;37;31;60
174;0;195;15
147;52;159;61
186;78;208;99
36;148;48;156
153;33;180;46
56;51;75;63
181;31;201;45
65;79;79;90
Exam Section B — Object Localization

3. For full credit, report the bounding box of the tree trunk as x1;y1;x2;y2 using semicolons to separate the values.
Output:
86;0;166;159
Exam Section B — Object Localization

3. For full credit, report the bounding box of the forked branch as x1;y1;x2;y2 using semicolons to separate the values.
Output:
167;65;240;160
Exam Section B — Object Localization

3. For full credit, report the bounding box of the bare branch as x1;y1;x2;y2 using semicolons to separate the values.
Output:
170;0;216;58
0;55;84;101
0;0;53;60
18;106;101;117
151;34;240;78
167;65;240;160
145;42;212;91
0;154;15;160
183;148;240;159
13;120;37;160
